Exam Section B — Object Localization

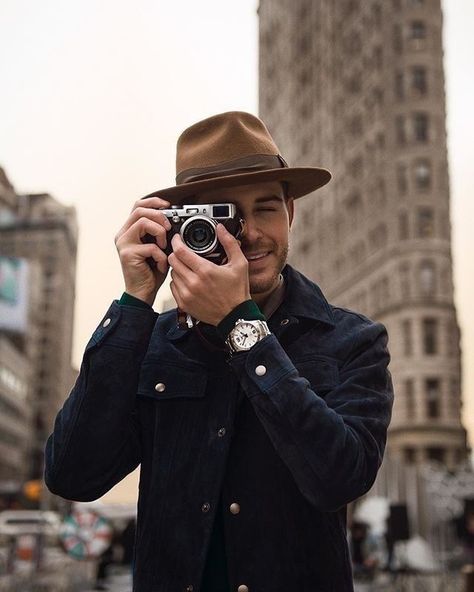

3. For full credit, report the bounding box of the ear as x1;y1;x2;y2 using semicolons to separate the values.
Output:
286;197;295;228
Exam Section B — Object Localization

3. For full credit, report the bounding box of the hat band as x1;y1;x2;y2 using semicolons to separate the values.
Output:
176;154;288;185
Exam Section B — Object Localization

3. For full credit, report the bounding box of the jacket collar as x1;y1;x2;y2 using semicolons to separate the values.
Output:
280;265;336;327
166;264;335;340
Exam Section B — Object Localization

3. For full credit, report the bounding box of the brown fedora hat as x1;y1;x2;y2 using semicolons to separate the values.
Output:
143;111;331;203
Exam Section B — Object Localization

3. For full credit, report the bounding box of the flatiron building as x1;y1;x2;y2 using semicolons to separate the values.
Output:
258;0;467;467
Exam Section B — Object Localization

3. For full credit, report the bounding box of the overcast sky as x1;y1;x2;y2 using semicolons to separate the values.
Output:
0;1;473;500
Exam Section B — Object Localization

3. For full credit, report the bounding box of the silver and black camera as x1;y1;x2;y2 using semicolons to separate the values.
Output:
142;203;243;265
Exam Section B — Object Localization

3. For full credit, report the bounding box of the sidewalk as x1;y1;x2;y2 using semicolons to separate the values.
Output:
81;567;132;592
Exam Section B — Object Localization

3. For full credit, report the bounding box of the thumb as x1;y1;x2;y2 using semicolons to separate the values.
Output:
216;223;243;263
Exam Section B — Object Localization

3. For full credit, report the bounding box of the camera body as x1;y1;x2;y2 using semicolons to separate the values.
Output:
142;203;243;265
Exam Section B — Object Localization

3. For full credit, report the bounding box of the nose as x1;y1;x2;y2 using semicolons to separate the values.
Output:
240;216;262;243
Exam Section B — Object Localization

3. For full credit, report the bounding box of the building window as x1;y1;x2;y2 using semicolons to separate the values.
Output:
447;320;459;357
419;260;436;296
298;32;311;55
405;379;415;417
412;66;427;95
393;24;403;54
417;207;434;237
422;318;438;354
396;116;406;145
349;115;363;137
372;4;382;27
374;46;383;70
348;74;362;94
395;72;405;100
413;113;429;142
414;159;431;190
410;21;426;40
404;448;416;464
349;156;364;179
426;378;440;418
399;211;409;239
402;319;413;356
397;163;408;194
346;32;362;55
346;193;363;225
427;447;444;463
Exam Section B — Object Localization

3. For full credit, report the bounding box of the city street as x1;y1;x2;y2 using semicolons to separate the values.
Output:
81;568;132;592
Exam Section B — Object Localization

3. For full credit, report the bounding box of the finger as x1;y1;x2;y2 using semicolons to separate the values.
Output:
216;224;243;262
170;279;186;311
168;251;196;279
118;207;172;240
119;218;168;250
171;234;206;273
119;243;169;275
170;267;187;286
132;196;170;213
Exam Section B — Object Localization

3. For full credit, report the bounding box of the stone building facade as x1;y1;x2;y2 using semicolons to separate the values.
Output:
258;0;467;467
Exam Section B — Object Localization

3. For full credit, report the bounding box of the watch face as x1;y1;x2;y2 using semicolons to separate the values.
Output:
232;321;260;349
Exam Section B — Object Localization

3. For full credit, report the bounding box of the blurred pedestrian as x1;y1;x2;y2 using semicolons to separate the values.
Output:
349;520;382;582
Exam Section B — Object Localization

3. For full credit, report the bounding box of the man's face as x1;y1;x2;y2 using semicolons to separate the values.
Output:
193;181;294;306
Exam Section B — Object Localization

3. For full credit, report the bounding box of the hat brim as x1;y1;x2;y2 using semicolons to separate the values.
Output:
143;166;331;204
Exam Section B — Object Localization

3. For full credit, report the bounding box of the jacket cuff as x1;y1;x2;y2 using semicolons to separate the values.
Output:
227;333;294;398
85;301;158;353
216;300;266;341
119;292;153;309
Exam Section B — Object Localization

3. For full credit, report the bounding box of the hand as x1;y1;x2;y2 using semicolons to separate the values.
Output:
115;196;172;306
168;224;250;325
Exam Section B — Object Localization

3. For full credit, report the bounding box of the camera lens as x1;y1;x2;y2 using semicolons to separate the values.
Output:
181;217;217;254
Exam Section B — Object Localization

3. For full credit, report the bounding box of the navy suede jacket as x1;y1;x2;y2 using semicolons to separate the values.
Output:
45;265;393;592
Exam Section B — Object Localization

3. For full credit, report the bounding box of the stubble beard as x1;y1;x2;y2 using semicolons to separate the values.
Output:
249;243;289;296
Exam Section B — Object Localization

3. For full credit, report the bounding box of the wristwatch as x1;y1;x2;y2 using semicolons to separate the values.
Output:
225;319;271;353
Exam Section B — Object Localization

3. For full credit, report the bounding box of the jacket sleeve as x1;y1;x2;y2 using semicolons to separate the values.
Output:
228;319;393;512
44;301;158;502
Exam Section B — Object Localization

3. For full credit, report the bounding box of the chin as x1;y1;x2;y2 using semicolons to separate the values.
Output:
249;273;278;296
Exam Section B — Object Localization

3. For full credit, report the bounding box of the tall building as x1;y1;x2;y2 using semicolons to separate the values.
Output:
258;0;467;467
0;170;78;480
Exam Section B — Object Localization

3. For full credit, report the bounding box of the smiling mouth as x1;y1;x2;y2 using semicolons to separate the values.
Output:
245;252;270;261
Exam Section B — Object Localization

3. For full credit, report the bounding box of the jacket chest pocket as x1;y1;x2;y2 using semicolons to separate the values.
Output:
137;358;207;401
293;356;339;396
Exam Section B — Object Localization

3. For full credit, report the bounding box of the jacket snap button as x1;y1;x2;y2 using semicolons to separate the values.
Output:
186;586;194;592
255;365;266;376
155;383;166;392
102;318;111;327
201;502;210;513
280;318;289;325
229;502;240;515
217;427;226;437
238;585;249;592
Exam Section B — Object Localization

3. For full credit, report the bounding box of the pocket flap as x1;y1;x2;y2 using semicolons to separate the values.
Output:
294;357;339;392
137;359;207;400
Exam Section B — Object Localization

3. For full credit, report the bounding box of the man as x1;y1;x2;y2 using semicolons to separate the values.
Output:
45;111;393;592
